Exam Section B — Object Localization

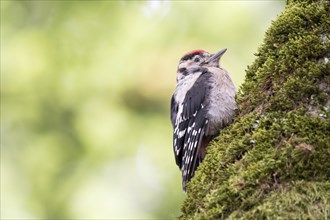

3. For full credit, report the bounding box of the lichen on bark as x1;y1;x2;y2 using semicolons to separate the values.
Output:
180;0;330;219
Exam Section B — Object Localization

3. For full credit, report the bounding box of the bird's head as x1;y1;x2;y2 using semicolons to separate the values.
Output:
177;48;227;79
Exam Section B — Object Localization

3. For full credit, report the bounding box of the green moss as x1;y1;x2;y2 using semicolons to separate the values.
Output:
180;1;330;219
233;181;330;219
238;0;330;114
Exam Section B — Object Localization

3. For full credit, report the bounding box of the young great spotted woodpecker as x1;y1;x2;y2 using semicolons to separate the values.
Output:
170;48;237;191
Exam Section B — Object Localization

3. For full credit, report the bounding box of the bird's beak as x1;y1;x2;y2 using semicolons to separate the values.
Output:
206;48;227;63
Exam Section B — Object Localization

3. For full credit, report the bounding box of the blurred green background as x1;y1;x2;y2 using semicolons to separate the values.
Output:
1;1;285;219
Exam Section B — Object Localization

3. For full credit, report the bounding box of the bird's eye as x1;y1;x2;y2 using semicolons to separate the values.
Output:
194;57;200;62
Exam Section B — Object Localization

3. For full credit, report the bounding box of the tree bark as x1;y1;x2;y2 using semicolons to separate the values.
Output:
180;0;330;219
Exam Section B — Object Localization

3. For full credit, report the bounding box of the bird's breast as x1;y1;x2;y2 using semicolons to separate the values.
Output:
205;67;237;135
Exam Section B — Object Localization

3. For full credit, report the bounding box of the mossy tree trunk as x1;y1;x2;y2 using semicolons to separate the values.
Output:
180;0;330;219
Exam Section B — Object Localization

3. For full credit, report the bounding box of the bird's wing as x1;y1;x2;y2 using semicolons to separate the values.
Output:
170;95;177;129
172;70;212;190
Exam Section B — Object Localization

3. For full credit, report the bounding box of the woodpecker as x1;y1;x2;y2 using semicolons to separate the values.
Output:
170;48;237;191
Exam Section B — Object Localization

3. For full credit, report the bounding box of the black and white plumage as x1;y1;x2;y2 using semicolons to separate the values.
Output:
170;49;237;191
